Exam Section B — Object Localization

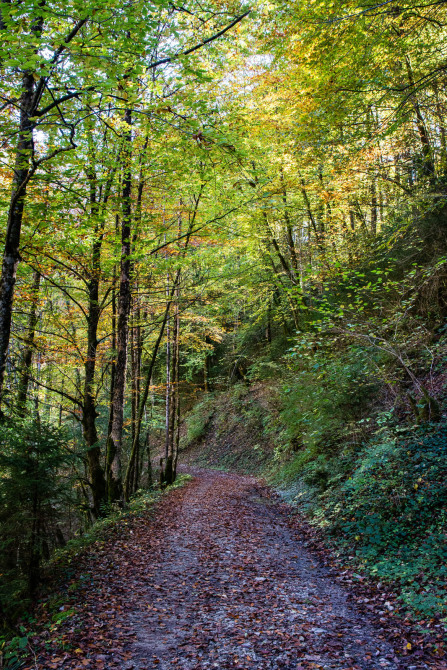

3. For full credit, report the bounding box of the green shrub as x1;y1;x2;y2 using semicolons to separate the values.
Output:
0;418;74;620
184;396;215;444
280;347;378;455
314;423;447;618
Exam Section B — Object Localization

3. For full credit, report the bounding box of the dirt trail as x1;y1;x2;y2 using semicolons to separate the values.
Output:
126;470;404;670
31;470;429;669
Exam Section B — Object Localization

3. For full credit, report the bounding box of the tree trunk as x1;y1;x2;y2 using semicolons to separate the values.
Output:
172;284;181;481
0;71;37;411
163;269;173;486
82;237;107;516
300;178;327;269
128;293;142;494
107;107;132;503
123;280;178;500
166;283;180;484
16;270;40;417
81;135;112;517
279;169;298;277
370;176;377;236
105;224;118;484
405;57;435;182
146;428;153;487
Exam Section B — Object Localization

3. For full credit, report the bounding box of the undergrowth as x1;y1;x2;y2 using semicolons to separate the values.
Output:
182;384;273;473
274;422;447;620
265;348;447;621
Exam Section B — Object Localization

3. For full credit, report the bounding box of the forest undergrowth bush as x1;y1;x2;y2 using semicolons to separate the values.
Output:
311;422;447;619
273;347;378;458
269;372;447;620
184;394;215;444
0;418;74;623
182;383;274;472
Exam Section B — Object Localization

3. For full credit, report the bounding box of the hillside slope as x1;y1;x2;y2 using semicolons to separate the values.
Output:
181;379;447;636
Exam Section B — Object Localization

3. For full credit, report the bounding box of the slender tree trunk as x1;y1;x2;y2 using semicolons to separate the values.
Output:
172;283;181;480
105;256;117;475
405;57;435;181
146;427;153;487
165;209;183;485
279;169;298;276
16;270;40;417
266;300;272;343
108;108;132;503
128;292;142;494
0;72;37;411
370;176;377;236
166;282;179;483
129;310;137;494
163;267;173;486
434;82;447;180
300;178;328;271
261;213;297;285
81;137;115;517
82;240;107;516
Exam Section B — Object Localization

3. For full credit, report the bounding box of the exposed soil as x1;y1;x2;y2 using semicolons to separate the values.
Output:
26;470;443;669
179;385;278;474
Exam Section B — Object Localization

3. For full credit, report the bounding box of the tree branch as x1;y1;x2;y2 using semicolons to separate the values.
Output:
147;10;251;69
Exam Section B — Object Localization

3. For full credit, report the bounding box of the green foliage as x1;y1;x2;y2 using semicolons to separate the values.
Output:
320;424;447;617
0;418;74;621
278;347;378;456
184;395;215;445
273;419;447;619
0;626;32;670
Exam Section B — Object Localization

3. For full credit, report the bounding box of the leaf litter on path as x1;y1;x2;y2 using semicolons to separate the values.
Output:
25;469;445;669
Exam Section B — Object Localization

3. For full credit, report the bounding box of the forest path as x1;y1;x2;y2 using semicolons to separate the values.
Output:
33;470;425;670
123;469;403;670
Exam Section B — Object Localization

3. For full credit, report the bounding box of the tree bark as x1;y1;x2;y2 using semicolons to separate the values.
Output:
405;57;435;182
107;107;132;503
16;270;40;417
370;176;377;236
163;270;173;486
0;69;37;410
279;169;299;276
82;234;107;517
172;282;181;481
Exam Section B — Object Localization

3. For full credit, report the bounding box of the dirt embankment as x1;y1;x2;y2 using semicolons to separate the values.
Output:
180;383;280;474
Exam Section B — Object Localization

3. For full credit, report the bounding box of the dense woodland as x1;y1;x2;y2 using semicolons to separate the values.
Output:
1;0;447;648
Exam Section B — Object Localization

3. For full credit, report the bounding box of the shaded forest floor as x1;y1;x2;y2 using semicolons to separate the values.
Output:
24;470;446;670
